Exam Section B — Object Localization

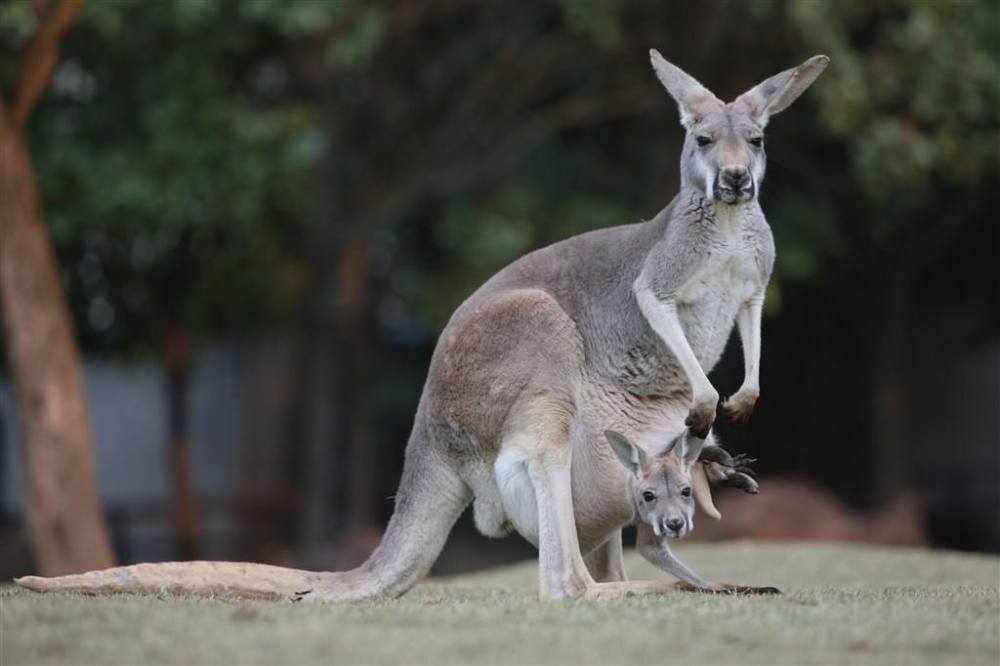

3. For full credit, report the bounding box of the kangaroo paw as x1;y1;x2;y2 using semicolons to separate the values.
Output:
684;403;716;439
722;389;758;423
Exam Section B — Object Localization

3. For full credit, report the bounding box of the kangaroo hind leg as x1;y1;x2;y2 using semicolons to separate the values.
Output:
507;394;594;600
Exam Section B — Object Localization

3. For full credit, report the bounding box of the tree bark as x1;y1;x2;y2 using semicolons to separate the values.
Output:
0;104;116;575
164;325;198;560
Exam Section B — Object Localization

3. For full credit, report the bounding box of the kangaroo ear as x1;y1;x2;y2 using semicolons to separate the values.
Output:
604;430;647;477
667;429;706;469
649;49;722;129
734;55;830;125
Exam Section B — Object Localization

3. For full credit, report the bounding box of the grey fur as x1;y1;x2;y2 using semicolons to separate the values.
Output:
300;51;828;602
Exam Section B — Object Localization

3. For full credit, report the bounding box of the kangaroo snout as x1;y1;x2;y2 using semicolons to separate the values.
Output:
665;517;686;537
716;166;753;203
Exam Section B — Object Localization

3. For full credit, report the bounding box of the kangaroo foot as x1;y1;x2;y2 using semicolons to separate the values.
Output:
584;580;690;600
674;581;781;595
699;449;760;494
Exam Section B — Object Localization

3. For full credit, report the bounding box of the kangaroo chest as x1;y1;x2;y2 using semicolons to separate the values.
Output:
674;224;762;368
611;219;766;393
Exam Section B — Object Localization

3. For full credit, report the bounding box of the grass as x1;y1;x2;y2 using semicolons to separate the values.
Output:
2;542;998;665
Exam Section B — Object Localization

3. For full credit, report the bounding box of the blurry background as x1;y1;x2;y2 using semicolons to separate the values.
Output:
0;0;997;580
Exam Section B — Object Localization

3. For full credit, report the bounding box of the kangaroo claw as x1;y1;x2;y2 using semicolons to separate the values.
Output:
685;405;716;439
722;390;758;423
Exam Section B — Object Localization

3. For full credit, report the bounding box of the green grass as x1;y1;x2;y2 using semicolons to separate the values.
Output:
2;542;998;665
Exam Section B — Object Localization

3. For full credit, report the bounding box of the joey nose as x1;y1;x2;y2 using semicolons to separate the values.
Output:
666;518;684;533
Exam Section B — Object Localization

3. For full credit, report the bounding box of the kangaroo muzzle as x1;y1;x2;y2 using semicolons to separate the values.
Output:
715;166;754;203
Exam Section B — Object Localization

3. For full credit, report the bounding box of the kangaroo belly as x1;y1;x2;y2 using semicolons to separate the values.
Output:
679;296;742;371
494;446;539;546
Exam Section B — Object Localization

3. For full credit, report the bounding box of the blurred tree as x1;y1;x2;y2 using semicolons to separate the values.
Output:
4;0;319;557
755;0;1000;500
277;0;675;558
4;0;997;560
0;0;115;575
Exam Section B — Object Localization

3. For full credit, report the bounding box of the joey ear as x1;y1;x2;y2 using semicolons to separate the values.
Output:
604;430;647;477
734;55;830;125
649;49;723;129
667;430;707;469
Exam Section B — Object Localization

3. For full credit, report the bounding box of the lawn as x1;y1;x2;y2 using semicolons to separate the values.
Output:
2;542;998;665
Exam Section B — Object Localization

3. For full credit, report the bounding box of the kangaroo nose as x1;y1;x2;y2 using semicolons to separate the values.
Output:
666;518;684;533
721;167;750;191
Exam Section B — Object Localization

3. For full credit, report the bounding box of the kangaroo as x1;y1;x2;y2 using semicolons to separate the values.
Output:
16;50;828;602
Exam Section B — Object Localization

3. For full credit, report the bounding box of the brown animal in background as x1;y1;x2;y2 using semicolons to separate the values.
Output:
691;477;927;546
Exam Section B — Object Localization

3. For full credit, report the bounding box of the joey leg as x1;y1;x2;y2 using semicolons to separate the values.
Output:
583;531;627;583
635;523;781;594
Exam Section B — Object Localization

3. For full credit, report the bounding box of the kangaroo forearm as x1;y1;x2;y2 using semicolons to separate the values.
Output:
737;294;763;390
633;286;715;399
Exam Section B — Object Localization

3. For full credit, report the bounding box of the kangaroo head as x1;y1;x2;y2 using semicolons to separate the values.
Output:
605;429;706;538
649;49;829;205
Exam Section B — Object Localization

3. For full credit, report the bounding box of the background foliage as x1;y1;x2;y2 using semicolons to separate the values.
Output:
1;0;997;560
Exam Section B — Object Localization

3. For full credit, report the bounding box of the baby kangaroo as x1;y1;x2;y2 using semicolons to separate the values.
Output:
606;429;777;594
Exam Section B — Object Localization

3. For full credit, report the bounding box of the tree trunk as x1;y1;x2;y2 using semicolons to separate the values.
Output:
164;325;198;560
0;107;116;575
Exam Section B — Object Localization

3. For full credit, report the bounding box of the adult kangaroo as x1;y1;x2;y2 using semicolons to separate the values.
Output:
17;51;828;602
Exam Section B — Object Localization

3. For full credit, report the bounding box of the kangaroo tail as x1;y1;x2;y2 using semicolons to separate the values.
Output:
16;441;470;603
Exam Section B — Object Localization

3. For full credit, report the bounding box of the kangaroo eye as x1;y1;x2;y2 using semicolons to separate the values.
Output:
681;487;692;498
749;137;763;147
696;136;713;147
642;491;656;502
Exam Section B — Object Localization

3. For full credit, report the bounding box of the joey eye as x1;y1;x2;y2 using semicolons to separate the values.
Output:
642;491;656;503
695;136;713;147
681;487;692;498
749;136;763;147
